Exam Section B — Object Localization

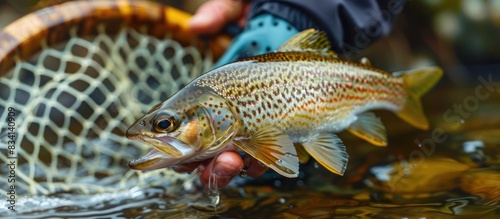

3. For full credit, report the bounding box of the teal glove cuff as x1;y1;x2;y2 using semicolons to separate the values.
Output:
214;13;298;68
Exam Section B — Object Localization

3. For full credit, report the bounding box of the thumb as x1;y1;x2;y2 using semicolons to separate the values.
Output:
189;0;245;34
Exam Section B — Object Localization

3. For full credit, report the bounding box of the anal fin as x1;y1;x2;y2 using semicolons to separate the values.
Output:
234;125;299;178
347;112;387;147
302;133;349;176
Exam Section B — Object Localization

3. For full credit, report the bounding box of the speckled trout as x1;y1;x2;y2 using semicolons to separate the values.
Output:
126;29;443;177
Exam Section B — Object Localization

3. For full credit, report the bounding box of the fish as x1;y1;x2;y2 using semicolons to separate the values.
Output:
126;29;443;177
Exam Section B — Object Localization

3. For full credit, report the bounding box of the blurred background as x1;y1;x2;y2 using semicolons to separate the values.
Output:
1;0;499;218
1;0;500;85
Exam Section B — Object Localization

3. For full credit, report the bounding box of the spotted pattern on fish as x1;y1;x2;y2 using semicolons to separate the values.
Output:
189;52;406;141
126;29;442;177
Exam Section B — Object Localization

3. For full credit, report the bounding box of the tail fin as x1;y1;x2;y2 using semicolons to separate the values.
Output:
394;67;443;130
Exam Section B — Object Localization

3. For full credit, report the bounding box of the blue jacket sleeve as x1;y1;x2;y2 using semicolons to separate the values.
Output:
249;0;405;54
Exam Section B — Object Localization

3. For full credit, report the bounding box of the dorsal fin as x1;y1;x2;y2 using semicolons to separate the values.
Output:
276;29;338;58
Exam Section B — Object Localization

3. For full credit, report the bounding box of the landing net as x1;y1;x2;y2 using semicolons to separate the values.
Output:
0;24;213;196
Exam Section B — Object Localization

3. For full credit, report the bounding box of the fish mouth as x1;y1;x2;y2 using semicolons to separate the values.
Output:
128;136;195;170
128;148;172;170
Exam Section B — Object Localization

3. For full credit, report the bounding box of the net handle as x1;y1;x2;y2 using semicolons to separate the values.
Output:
0;0;231;76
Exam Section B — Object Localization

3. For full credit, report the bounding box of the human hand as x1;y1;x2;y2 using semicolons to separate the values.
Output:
185;0;268;189
172;151;268;189
189;0;250;34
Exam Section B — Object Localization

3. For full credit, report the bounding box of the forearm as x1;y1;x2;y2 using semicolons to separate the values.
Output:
249;0;406;54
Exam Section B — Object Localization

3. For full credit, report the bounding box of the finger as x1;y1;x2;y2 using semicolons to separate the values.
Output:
200;151;243;189
189;0;244;34
244;157;268;178
237;2;251;27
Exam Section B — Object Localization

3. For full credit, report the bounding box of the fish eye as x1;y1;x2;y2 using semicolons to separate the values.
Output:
154;112;178;133
157;119;171;129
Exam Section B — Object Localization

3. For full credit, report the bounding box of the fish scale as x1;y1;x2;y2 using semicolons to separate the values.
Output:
189;52;406;140
126;29;443;178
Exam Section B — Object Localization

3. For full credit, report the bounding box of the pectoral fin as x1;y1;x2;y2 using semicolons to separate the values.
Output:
234;125;299;178
302;133;349;175
347;112;388;147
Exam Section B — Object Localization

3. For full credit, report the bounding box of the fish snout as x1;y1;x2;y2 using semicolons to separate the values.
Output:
125;132;139;140
126;119;147;139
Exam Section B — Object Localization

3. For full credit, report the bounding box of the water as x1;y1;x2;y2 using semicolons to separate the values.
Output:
3;84;499;218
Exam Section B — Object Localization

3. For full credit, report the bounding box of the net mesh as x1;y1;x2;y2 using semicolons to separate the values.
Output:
0;24;213;195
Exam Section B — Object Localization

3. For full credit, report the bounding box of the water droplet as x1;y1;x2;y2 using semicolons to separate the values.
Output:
274;180;282;187
208;174;220;207
460;119;465;124
239;169;248;178
279;198;286;204
277;159;283;163
314;162;320;169
418;143;422;148
139;120;146;126
208;189;220;207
